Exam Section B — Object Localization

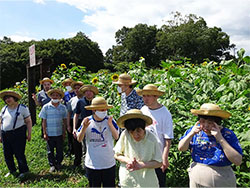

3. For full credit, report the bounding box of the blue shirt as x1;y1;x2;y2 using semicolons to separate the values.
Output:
180;125;243;166
63;91;76;105
75;97;92;120
38;90;51;107
39;102;67;136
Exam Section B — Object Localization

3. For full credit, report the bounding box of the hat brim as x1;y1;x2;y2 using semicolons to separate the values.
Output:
71;82;84;89
80;86;99;95
136;89;165;96
0;91;22;100
40;79;54;84
113;80;137;85
85;104;113;110
47;89;65;98
117;113;152;128
191;109;231;119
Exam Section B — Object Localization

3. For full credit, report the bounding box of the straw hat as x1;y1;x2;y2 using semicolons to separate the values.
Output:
47;88;65;98
117;109;153;128
62;78;73;86
85;97;113;110
0;90;22;100
80;85;99;95
113;73;137;85
71;81;84;89
136;84;165;96
191;103;231;119
39;77;54;85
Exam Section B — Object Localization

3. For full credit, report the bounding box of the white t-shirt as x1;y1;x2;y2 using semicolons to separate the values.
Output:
0;104;30;131
78;115;119;169
141;105;174;151
67;96;80;119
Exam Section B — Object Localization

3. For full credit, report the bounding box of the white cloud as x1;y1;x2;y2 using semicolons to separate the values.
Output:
1;35;37;42
33;0;46;4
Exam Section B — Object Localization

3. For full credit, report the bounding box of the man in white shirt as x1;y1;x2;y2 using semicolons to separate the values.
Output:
137;84;174;187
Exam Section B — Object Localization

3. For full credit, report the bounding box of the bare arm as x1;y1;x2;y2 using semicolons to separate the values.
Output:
73;113;79;138
77;117;90;142
161;139;171;171
24;116;32;141
62;118;67;140
32;93;41;106
42;119;48;141
108;116;119;140
67;111;72;133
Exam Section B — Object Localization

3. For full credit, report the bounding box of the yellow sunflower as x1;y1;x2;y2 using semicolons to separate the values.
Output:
202;61;207;66
111;73;119;81
61;64;67;69
92;77;98;84
216;65;222;71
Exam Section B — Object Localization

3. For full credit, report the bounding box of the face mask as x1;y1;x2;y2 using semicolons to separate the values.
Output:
66;86;72;91
51;99;60;103
95;110;107;119
117;86;122;93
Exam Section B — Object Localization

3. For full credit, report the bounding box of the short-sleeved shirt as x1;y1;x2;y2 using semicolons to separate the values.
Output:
77;115;119;169
75;97;92;120
114;129;162;187
0;104;30;131
38;90;51;107
63;91;76;105
141;105;174;151
120;89;144;116
180;125;243;166
67;96;81;119
39;102;67;136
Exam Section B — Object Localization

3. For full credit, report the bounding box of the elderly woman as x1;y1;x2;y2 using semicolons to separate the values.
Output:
178;103;243;187
114;109;162;187
0;91;32;178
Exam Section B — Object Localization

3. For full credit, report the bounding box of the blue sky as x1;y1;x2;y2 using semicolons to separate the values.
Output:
1;0;250;56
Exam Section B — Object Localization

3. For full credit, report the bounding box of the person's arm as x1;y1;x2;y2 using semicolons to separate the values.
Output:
32;93;41;106
67;111;72;133
161;139;171;171
42;119;48;141
62;118;67;140
0;117;2;143
24;116;32;141
73;113;79;138
108;116;119;140
211;123;242;166
77;117;90;142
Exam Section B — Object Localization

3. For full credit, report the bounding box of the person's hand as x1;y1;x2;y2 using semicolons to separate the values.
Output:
210;122;222;140
67;125;72;133
27;133;31;141
190;121;202;136
43;133;48;141
161;158;169;172
73;129;77;139
108;116;113;127
62;132;66;140
126;158;144;171
32;93;37;101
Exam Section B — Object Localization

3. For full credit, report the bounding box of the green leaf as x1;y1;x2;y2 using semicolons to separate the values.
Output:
215;84;226;93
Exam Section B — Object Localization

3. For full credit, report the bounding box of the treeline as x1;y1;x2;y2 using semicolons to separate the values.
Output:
0;12;235;89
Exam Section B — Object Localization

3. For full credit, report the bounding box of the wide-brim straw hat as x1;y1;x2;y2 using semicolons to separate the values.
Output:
113;73;137;85
85;96;113;110
136;84;165;96
47;88;65;98
0;90;22;100
191;103;231;119
39;77;54;85
71;81;84;89
62;78;73;86
117;109;153;128
80;85;99;95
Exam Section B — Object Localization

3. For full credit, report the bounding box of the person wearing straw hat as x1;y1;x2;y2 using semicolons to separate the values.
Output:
39;88;67;172
72;84;99;168
66;81;84;157
76;96;119;187
114;109;162;187
178;103;242;187
113;73;144;116
0;90;32;178
137;84;174;187
62;78;76;105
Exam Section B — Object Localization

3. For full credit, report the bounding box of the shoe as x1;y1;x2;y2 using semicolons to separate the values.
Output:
55;164;61;170
4;172;11;178
49;166;55;173
18;173;25;178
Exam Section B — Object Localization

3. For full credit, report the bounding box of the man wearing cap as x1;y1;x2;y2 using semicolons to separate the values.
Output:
137;84;174;187
113;73;144;116
62;78;76;105
73;85;99;167
0;90;32;178
66;81;84;157
39;88;67;172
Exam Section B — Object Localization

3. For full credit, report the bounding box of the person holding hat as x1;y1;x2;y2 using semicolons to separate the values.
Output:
113;73;144;116
66;81;84;157
62;78;76;105
39;88;67;172
137;84;174;187
73;84;99;167
178;103;242;187
114;109;162;187
0;90;32;178
76;96;119;187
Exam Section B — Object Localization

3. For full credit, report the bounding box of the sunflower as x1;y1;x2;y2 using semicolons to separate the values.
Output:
202;61;207;66
111;73;119;81
61;64;67;69
92;77;98;84
216;65;222;71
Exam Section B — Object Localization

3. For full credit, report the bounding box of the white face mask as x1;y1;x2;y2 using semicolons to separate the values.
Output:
51;99;60;103
117;86;122;93
66;86;72;92
95;110;107;119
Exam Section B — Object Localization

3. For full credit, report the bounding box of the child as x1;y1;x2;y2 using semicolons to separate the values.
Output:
39;89;67;172
114;109;162;187
77;96;119;187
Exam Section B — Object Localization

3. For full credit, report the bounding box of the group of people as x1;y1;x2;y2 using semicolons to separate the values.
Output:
0;73;243;187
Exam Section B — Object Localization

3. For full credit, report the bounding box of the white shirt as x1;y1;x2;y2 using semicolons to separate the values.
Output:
141;105;174;151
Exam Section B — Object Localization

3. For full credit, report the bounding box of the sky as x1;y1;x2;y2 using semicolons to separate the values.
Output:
1;0;250;56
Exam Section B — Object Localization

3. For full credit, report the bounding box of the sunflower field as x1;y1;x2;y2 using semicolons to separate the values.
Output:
0;49;249;187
